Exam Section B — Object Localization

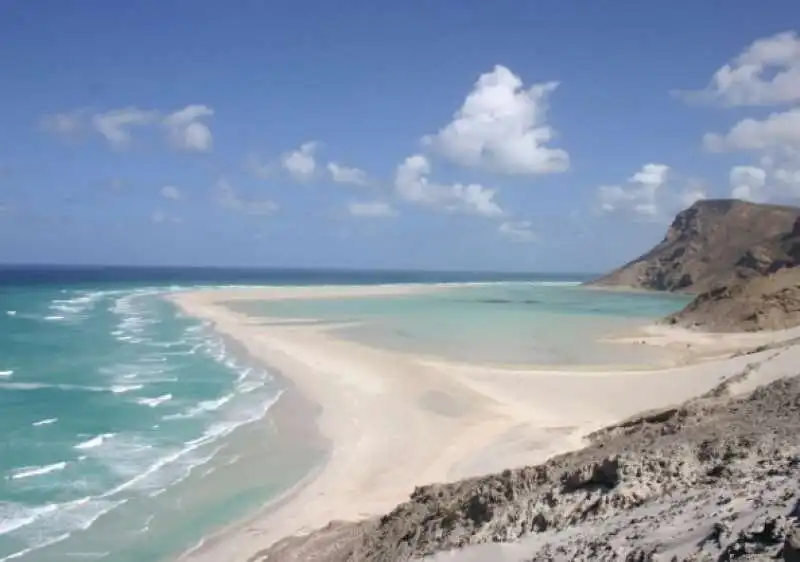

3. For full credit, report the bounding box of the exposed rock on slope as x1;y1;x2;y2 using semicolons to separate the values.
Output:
253;351;800;562
666;266;800;332
737;215;800;276
588;200;800;294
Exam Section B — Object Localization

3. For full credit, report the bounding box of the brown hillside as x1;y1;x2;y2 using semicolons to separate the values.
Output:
665;266;800;332
588;200;800;294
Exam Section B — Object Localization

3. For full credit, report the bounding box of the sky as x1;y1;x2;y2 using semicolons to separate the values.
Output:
1;1;799;272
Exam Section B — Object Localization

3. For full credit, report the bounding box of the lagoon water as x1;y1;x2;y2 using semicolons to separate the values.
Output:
232;283;692;366
0;268;689;561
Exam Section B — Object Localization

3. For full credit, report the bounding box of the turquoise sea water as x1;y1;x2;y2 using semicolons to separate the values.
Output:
0;285;294;561
0;268;690;561
232;283;693;365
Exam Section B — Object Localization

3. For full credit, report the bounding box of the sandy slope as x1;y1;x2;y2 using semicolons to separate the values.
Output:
169;285;800;562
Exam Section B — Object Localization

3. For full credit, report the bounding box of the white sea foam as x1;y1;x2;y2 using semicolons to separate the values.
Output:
140;356;167;364
0;503;59;536
74;434;115;450
32;418;58;427
185;321;211;333
70;498;128;533
186;391;285;449
0;382;50;391
0;532;69;562
100;362;174;387
46;292;106;324
6;310;15;316
50;304;81;314
163;393;235;420
0;382;106;392
530;281;583;287
0;496;129;562
100;388;283;501
110;384;143;394
146;339;191;349
10;462;67;480
100;442;217;498
237;380;265;394
0;370;12;377
44;315;65;321
136;394;172;408
236;367;253;383
136;514;156;534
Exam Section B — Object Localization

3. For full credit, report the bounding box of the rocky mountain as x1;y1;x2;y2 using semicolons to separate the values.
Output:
665;265;800;332
588;200;800;294
663;213;800;332
737;213;800;276
251;350;800;562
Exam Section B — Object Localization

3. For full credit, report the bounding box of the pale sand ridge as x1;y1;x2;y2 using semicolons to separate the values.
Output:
170;285;800;562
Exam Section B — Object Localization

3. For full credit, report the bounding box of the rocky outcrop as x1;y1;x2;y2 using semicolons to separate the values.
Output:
665;267;800;332
588;200;800;294
252;353;800;562
738;216;800;276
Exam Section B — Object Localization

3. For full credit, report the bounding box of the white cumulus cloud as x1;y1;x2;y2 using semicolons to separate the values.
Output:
730;165;768;201
91;107;157;149
160;185;181;200
498;221;536;243
704;109;800;202
328;162;369;186
394;154;503;217
282;142;319;181
423;65;569;176
598;163;670;218
347;201;395;217
704;108;800;154
41;105;214;151
679;185;708;208
597;164;706;220
163;105;214;152
677;31;800;107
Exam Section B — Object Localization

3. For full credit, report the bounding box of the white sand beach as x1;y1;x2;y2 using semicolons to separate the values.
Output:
171;285;800;562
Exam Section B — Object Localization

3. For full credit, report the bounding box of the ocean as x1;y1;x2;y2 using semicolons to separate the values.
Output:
0;266;690;561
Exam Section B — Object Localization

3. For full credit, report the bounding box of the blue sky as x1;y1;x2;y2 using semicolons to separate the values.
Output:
1;1;799;272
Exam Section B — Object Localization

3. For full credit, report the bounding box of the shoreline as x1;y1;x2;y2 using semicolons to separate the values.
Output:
170;285;518;561
175;385;329;561
169;284;800;562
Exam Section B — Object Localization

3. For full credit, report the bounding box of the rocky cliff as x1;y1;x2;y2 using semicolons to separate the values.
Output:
664;215;800;332
588;200;800;294
665;266;800;332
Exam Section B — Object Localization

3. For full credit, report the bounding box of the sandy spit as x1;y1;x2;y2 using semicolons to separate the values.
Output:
169;284;796;562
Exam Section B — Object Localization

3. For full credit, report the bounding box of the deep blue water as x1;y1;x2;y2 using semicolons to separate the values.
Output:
0;265;592;288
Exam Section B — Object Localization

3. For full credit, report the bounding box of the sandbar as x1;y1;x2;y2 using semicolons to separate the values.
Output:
170;284;800;561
